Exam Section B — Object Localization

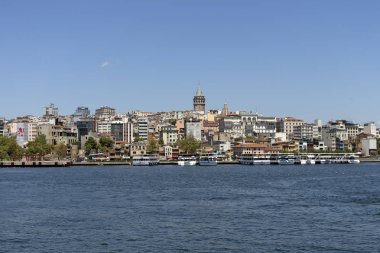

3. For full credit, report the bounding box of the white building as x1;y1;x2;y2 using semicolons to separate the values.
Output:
97;120;112;134
361;138;377;157
218;141;231;153
160;125;178;146
185;120;202;141
137;117;149;141
27;122;38;142
276;117;304;140
241;113;277;136
364;122;377;136
219;114;244;139
293;123;314;141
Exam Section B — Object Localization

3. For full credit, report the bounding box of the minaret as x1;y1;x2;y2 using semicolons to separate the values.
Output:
193;84;206;114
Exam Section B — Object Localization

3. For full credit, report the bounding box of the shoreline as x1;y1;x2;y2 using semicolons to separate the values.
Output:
0;159;379;168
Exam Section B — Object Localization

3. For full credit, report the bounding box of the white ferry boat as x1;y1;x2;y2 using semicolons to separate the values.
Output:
240;155;271;165
253;155;271;165
306;155;316;165
295;154;315;165
278;155;296;165
178;156;197;166
199;155;218;166
132;155;160;166
240;155;254;165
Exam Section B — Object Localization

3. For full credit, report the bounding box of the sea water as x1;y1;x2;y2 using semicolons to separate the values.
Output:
1;164;379;252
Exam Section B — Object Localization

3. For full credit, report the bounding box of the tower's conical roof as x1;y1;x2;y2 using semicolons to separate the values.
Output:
196;84;203;96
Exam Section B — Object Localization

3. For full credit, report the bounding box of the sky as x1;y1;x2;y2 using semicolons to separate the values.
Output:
1;0;379;124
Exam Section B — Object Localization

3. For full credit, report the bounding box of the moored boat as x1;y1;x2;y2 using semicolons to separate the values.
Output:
199;155;218;166
132;155;160;166
178;155;197;166
278;154;296;165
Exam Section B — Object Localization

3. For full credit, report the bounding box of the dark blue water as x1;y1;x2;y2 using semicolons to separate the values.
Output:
1;164;380;253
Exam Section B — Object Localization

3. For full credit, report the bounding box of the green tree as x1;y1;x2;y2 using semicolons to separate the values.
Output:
133;135;144;143
0;136;23;161
178;135;201;154
99;135;114;149
146;137;159;154
85;137;98;155
26;134;52;157
54;142;67;160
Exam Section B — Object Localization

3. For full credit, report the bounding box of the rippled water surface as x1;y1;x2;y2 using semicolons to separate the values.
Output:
1;164;380;252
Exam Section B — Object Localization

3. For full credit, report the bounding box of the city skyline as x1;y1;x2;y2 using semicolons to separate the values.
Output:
1;1;380;123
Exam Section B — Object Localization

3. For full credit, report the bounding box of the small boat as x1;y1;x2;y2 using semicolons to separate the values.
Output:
178;155;197;166
199;155;218;166
132;155;160;166
347;155;360;164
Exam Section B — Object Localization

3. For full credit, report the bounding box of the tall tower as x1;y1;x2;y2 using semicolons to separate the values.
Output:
222;101;229;115
193;85;206;114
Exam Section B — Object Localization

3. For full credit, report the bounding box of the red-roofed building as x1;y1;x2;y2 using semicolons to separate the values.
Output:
232;143;267;157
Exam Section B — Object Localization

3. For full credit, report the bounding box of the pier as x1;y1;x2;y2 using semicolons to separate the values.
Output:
0;161;71;167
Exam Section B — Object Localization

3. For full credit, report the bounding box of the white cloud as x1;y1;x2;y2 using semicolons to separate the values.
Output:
100;61;110;69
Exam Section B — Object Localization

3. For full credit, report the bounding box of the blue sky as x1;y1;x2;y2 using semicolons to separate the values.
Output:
1;0;379;124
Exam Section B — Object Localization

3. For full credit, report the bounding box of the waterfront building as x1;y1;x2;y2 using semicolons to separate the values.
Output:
272;141;299;152
95;106;116;119
232;143;267;157
361;137;377;157
193;85;206;114
129;141;147;157
314;141;328;151
160;145;173;160
38;124;77;145
217;140;231;154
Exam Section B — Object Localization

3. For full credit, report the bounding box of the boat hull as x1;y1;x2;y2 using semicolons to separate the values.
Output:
178;161;197;166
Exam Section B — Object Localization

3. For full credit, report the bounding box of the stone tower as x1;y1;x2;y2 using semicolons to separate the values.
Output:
193;85;206;114
222;101;229;115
